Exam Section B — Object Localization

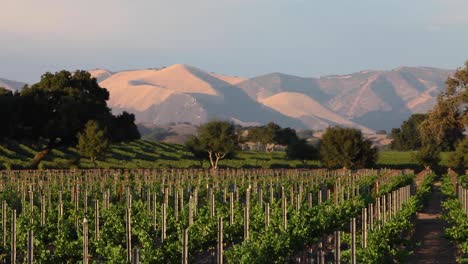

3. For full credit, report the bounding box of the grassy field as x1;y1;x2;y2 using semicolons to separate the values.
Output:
0;139;452;170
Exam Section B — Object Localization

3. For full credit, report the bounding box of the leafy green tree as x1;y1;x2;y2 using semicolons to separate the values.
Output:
419;61;467;151
414;142;441;170
447;137;468;174
185;136;206;168
390;114;428;150
193;121;239;169
0;87;12;96
108;111;140;142
246;122;298;152
285;139;318;164
77;120;109;167
320;127;377;169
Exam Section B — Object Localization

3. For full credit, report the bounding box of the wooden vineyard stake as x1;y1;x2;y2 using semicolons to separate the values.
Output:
182;228;188;264
308;192;313;208
2;200;6;247
146;190;151;216
175;190;179;221
11;209;16;264
282;187;287;230
27;230;34;264
209;188;215;218
189;195;194;226
162;203;167;242
59;191;63;219
153;192;158;228
369;203;374;231
362;208;367;248
258;188;263;210
265;203;270;228
126;207;132;263
132;248;139;264
95;200;100;241
41;195;46;226
229;192;234;225
318;189;322;204
244;206;249;240
351;217;356;264
217;217;224;264
334;231;341;264
270;185;274;204
83;218;89;264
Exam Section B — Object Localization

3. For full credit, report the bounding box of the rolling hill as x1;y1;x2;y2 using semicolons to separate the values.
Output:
2;64;452;133
0;78;26;91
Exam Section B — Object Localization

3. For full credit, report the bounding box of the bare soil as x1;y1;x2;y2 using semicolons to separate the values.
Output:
408;181;456;264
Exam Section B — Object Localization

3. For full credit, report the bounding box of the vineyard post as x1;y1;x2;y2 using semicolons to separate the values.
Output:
258;188;263;210
369;203;374;231
41;195;46;226
189;195;194;226
210;188;215;218
376;197;381;227
83;218;89;264
153;192;158;227
132;248;139;264
290;186;294;208
217;217;223;264
244;206;249;240
318;189;322;204
351;217;356;264
362;207;367;248
269;184;274;204
265;203;270;228
229;192;234;225
11;209;16;264
84;185;88;214
282;187;287;230
334;231;340;264
95;200;100;241
180;187;184;211
182;228;188;264
59;191;63;219
29;190;34;223
27;229;33;264
308;192;312;208
106;188;110;209
382;196;387;224
194;188;198;216
162;203;167;242
2;200;6;247
315;239;322;264
175;189;179;221
146;190;151;216
126;205;132;263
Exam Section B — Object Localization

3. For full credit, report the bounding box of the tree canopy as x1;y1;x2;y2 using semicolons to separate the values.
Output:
186;121;239;169
285;139;318;164
246;122;298;152
390;114;428;151
320;127;377;169
419;61;467;151
77;120;109;167
0;70;140;168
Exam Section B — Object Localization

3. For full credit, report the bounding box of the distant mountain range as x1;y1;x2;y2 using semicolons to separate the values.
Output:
0;78;25;91
1;65;453;133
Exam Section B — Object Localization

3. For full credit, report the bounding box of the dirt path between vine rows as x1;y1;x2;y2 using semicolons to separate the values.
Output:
407;181;456;263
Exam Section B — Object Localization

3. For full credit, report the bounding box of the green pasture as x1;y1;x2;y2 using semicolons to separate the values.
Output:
0;140;453;170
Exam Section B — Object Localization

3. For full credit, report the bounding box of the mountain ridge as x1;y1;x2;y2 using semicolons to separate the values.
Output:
1;64;453;133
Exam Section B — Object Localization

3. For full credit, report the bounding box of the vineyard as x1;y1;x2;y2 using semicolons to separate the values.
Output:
0;168;459;263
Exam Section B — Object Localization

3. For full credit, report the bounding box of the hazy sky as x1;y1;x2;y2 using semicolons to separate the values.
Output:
1;0;468;83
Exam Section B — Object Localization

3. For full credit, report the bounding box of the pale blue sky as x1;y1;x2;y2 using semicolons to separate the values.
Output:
1;0;468;83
